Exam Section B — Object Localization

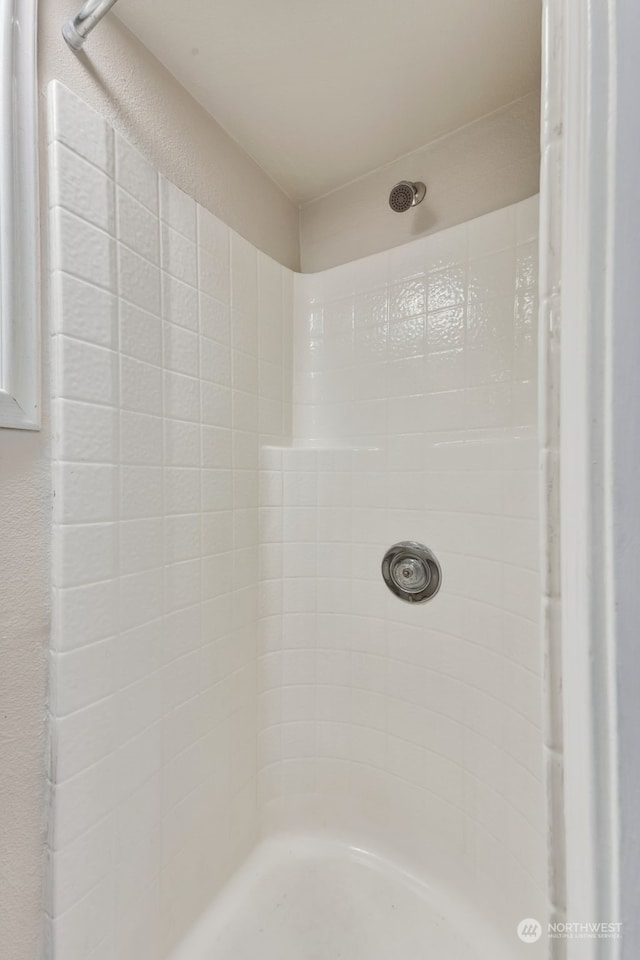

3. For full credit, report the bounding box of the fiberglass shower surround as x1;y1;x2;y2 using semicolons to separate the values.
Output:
47;82;544;960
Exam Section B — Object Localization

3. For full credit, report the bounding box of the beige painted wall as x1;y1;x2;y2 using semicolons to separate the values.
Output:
299;92;540;272
0;79;53;947
0;425;49;960
39;0;540;277
40;0;300;270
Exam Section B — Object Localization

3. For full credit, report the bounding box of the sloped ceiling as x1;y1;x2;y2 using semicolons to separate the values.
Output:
116;0;541;203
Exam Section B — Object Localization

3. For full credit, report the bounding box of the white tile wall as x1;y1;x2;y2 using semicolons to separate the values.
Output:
258;195;546;934
47;82;293;960
293;203;538;444
48;81;545;960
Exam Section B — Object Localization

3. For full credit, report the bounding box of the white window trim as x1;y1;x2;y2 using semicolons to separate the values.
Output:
0;0;39;430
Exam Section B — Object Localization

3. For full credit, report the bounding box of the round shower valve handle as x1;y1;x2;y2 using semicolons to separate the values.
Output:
381;541;442;603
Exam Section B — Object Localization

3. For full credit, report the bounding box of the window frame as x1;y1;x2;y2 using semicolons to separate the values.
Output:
0;0;39;430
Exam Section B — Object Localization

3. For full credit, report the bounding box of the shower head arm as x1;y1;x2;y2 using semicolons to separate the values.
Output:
62;0;120;52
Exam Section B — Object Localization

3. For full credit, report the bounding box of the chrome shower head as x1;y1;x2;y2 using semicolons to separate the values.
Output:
388;180;427;213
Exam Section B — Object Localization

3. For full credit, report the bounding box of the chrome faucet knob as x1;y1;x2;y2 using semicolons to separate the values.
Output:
381;541;442;603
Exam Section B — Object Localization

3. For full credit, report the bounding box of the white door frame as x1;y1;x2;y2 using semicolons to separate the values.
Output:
557;1;639;956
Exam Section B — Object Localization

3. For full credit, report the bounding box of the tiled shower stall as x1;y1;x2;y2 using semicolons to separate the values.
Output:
47;81;545;958
259;195;543;930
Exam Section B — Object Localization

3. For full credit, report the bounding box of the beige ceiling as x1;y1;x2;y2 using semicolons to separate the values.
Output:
115;0;541;203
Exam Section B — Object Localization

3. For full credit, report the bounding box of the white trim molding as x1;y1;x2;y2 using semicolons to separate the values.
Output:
606;3;640;956
0;0;40;429
558;0;623;956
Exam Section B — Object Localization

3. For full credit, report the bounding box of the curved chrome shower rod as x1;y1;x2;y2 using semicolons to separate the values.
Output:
62;0;120;51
